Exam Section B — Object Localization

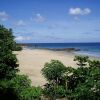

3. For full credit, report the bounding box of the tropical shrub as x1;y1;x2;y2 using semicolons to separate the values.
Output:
42;60;75;99
41;60;67;85
9;75;31;93
20;86;42;100
43;83;66;99
74;56;89;67
67;56;100;100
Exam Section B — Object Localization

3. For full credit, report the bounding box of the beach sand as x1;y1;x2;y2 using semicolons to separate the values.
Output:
14;49;80;86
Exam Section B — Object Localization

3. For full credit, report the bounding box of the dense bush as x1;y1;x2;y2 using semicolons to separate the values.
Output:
42;56;100;100
0;75;43;100
0;79;20;100
43;83;66;99
0;52;19;79
20;86;42;100
67;56;100;100
0;25;19;79
42;60;67;85
9;75;42;100
9;75;31;93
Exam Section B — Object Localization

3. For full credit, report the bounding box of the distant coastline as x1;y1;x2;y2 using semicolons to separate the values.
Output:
18;43;100;58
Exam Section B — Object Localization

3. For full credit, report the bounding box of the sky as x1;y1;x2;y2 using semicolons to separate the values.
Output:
0;0;100;43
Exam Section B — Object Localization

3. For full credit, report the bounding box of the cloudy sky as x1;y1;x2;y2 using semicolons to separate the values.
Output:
0;0;100;43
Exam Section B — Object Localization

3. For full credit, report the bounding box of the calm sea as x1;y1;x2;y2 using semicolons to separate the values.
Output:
24;43;100;58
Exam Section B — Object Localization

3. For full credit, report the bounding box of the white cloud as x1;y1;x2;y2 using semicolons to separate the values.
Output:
15;20;26;26
0;11;9;21
69;8;91;15
15;36;31;41
31;13;45;23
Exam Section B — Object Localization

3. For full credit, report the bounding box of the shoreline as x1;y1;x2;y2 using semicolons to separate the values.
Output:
24;46;100;58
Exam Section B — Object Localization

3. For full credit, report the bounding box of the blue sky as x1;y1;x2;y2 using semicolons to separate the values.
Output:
0;0;100;43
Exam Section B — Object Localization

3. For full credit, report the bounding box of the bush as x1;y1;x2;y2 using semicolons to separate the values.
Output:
74;56;89;67
67;56;100;100
42;60;67;85
20;86;42;100
43;84;66;99
0;79;20;100
88;60;100;68
0;51;19;79
9;75;31;93
42;60;74;99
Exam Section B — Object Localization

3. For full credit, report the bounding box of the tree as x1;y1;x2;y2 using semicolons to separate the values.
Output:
0;25;37;100
0;25;22;51
42;60;67;85
0;25;19;79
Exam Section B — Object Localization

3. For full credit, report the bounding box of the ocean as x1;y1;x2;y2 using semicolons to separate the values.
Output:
23;43;100;58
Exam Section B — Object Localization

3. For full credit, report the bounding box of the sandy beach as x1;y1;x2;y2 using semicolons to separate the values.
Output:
14;49;76;86
14;48;77;86
14;48;99;86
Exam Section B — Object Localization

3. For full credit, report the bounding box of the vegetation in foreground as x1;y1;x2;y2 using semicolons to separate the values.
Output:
0;25;100;100
0;25;42;100
41;57;100;100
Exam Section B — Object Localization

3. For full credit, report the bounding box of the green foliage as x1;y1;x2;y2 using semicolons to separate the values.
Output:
43;83;66;99
9;75;43;100
0;25;37;100
42;60;67;85
88;60;100;68
0;25;21;99
42;57;100;100
69;75;100;100
0;25;21;79
0;25;22;51
42;60;68;99
0;25;14;51
20;86;42;100
9;75;31;93
74;56;89;67
0;50;19;79
67;57;100;100
0;75;42;100
0;79;20;100
67;67;89;91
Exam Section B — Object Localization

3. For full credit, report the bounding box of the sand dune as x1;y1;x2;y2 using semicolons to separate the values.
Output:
14;49;77;86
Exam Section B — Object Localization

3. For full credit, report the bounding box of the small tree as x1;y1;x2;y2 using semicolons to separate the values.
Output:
42;60;67;85
42;60;69;99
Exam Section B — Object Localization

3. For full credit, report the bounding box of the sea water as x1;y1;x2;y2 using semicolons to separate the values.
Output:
24;43;100;58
